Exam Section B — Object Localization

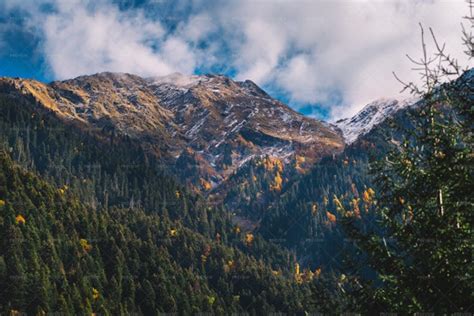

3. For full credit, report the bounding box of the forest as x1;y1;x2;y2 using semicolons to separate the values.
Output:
0;2;473;315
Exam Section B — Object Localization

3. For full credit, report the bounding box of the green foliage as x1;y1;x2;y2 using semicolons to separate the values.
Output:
343;71;474;313
0;95;346;314
256;145;376;270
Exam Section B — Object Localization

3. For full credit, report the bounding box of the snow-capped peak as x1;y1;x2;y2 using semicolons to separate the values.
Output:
335;97;417;144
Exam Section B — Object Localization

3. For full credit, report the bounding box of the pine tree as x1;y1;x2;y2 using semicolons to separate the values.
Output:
343;10;474;313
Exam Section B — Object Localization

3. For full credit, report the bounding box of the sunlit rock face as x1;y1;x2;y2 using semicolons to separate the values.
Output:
0;72;344;193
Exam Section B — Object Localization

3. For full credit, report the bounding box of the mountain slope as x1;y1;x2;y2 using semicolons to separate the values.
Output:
255;96;422;268
335;68;473;145
334;98;417;144
257;67;474;270
0;88;351;314
0;149;336;315
0;73;344;195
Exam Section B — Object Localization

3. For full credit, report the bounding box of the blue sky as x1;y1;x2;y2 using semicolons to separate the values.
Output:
0;0;469;119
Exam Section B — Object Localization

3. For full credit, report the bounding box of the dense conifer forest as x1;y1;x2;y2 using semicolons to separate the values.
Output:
0;2;473;314
0;94;350;314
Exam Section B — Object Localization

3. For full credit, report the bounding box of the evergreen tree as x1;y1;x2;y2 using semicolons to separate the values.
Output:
343;14;474;313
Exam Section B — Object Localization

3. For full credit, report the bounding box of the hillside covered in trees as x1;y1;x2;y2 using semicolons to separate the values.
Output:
0;3;473;313
1;64;472;314
0;91;352;314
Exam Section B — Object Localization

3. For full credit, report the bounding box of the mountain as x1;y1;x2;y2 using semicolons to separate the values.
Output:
335;68;474;145
0;71;422;230
1;67;472;314
334;98;417;144
254;96;422;264
0;82;350;314
0;72;344;196
256;67;474;270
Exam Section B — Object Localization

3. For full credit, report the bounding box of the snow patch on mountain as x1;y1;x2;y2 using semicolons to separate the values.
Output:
335;98;416;144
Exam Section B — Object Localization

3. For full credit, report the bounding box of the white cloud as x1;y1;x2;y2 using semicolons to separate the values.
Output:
233;19;287;83
41;1;183;79
176;13;216;43
212;0;471;119
5;0;205;79
3;0;472;119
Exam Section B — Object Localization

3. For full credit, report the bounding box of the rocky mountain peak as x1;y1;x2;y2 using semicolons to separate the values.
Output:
335;97;417;144
0;72;344;194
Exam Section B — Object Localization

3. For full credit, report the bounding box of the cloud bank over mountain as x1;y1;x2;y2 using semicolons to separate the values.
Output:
0;0;469;119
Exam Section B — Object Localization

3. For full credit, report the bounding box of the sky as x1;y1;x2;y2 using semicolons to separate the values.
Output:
0;0;471;120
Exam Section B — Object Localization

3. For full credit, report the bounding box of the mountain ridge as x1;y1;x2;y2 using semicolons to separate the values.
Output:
334;97;418;144
0;72;344;196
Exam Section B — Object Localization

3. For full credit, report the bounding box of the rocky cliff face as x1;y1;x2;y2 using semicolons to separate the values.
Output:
0;72;344;193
